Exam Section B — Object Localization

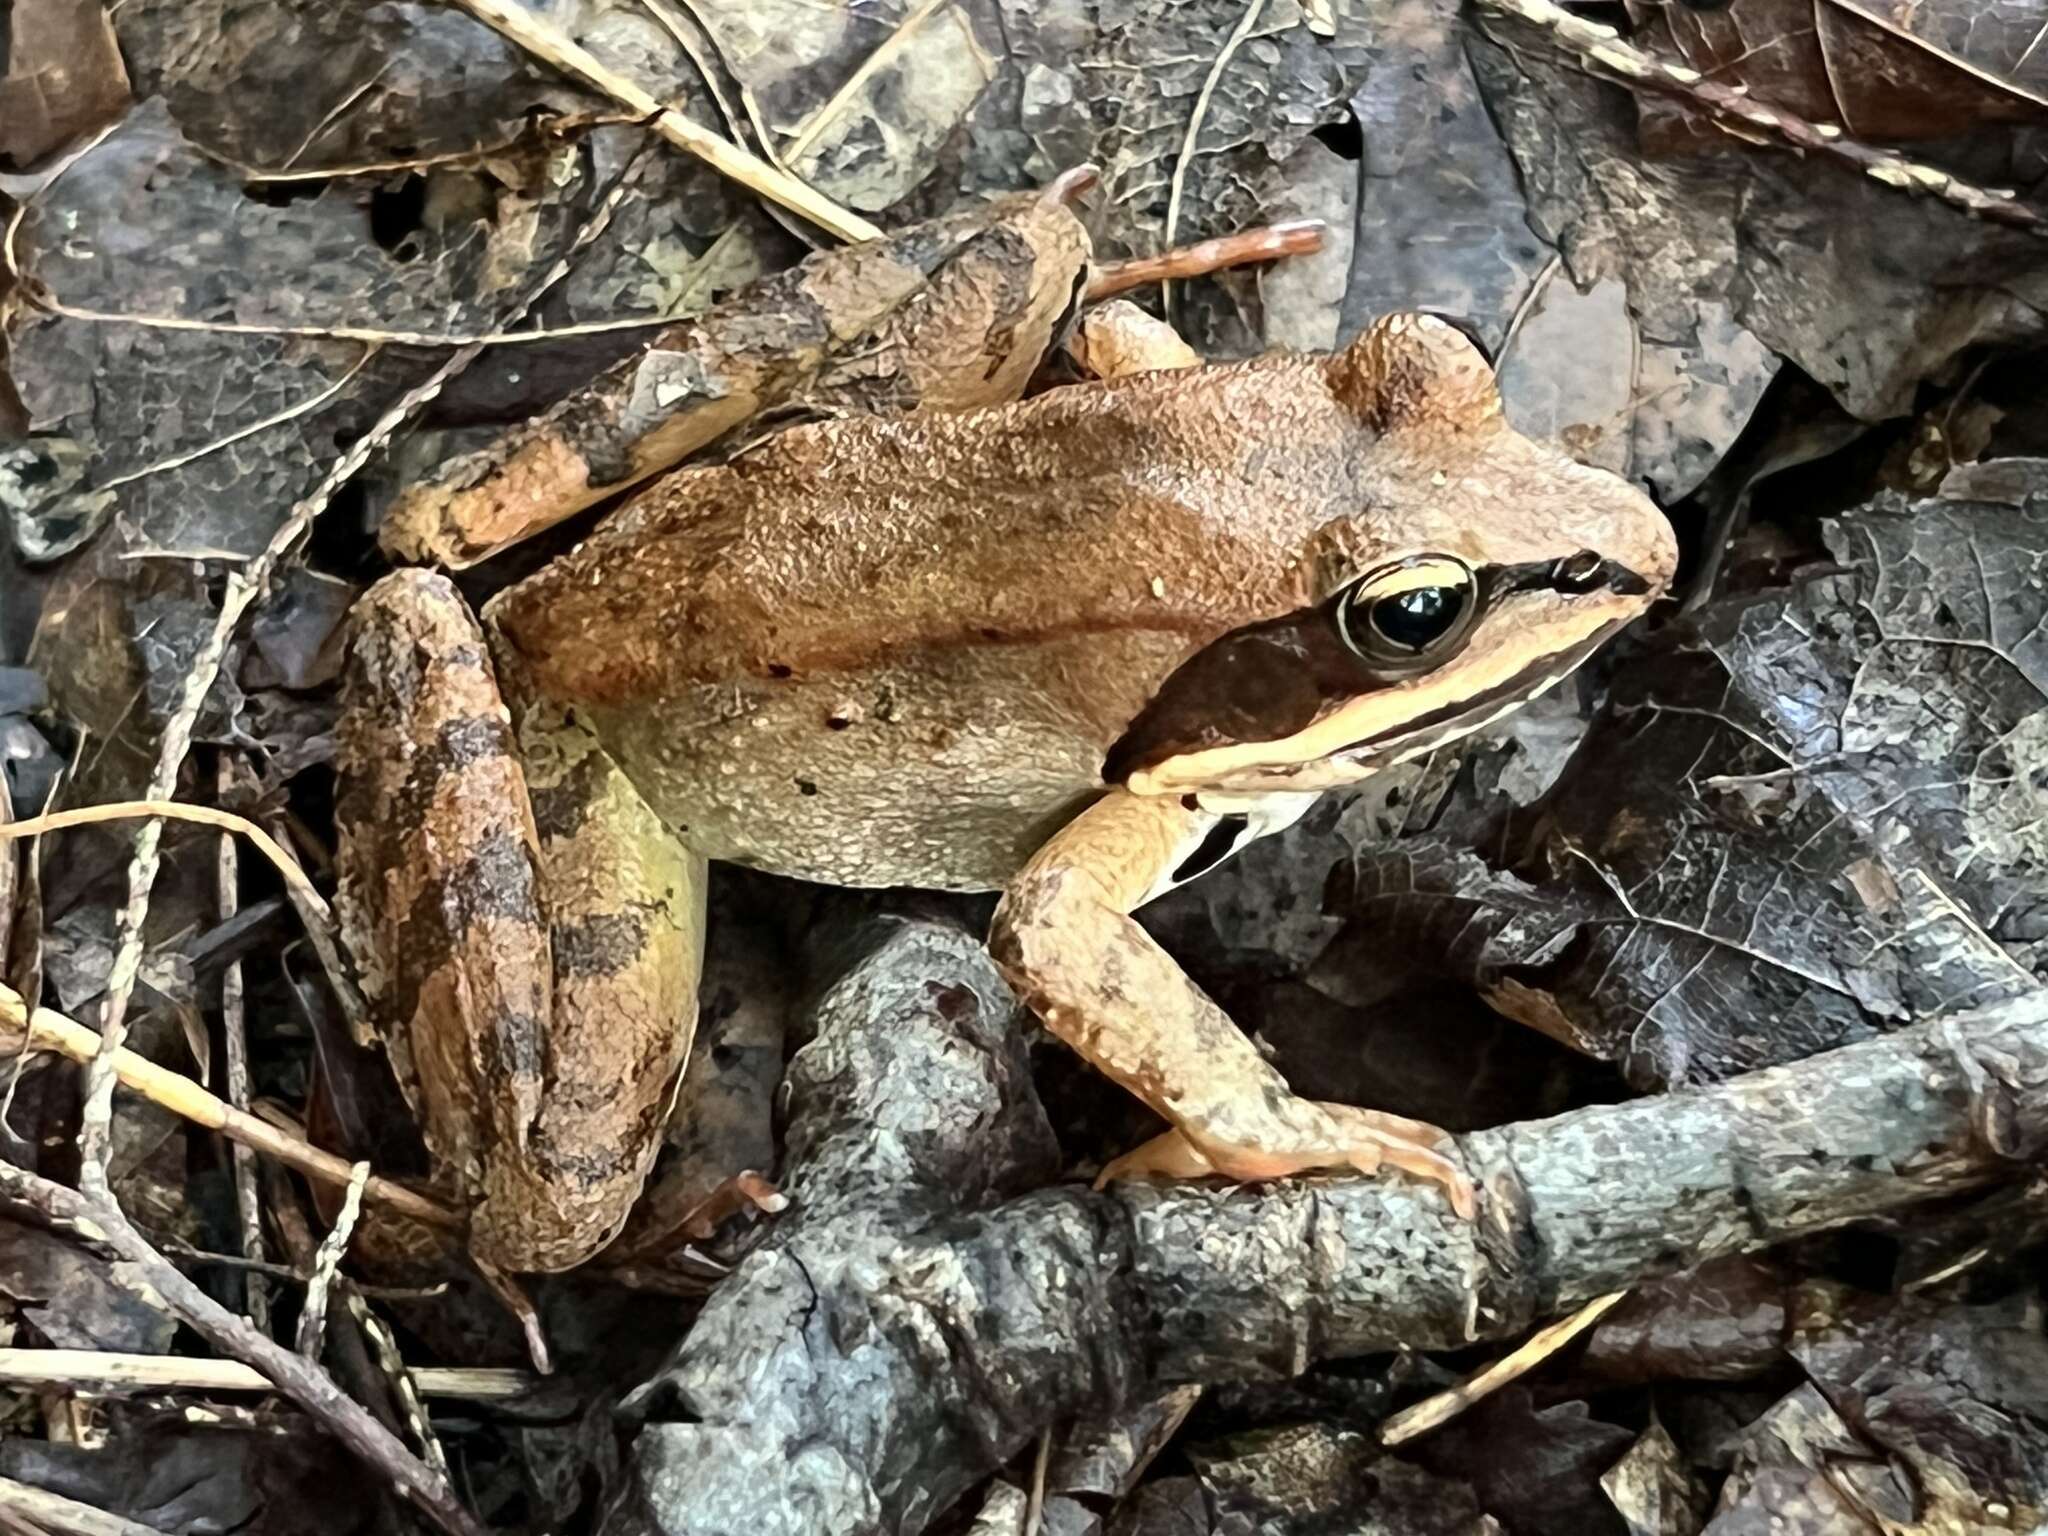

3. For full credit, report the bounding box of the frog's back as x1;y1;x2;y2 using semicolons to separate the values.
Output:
486;350;1382;889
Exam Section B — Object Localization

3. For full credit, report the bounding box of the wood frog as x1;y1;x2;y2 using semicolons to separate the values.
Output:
335;189;1676;1273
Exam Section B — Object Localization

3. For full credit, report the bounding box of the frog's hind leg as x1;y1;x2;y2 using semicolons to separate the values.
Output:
338;572;708;1273
506;692;708;1271
989;788;1476;1219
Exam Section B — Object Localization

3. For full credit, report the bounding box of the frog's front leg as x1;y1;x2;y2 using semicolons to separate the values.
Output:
989;789;1476;1218
338;572;706;1273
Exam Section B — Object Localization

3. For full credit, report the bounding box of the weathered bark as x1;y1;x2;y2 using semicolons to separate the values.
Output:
600;920;2048;1536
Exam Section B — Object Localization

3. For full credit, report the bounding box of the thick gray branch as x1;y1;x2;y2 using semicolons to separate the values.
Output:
602;921;2048;1536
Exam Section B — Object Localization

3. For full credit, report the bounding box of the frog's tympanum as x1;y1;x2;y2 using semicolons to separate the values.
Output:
336;189;1677;1272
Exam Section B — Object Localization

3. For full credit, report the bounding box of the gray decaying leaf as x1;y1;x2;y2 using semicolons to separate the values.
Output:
966;1482;1033;1534
0;666;60;815
1053;1385;1204;1502
691;2;999;216
1474;4;2048;437
1339;0;1774;500
1705;1381;1912;1535
2;98;599;561
939;0;1412;357
1407;1389;1636;1536
1337;0;1551;360
1704;1460;1873;1534
244;569;356;691
1112;1477;1222;1535
116;0;551;167
0;1421;392;1536
0;1220;175;1353
8;3;779;777
22;556;263;799
1581;1257;1792;1387
1495;276;1637;479
1331;484;2047;1088
1786;1283;2048;1526
1185;1424;1490;1535
1128;0;1779;498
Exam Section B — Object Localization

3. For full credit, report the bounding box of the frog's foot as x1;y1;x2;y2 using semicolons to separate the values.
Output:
1068;301;1201;379
1096;1102;1477;1220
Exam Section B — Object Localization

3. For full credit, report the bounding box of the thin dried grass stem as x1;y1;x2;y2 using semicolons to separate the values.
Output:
1378;1290;1628;1445
1161;0;1272;314
0;1347;529;1400
215;757;270;1335
0;801;328;919
0;1164;485;1536
0;1475;172;1536
0;981;459;1232
436;0;878;240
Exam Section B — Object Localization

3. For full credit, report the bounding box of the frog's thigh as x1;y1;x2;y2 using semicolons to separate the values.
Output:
510;705;708;1271
337;572;553;1226
989;789;1475;1217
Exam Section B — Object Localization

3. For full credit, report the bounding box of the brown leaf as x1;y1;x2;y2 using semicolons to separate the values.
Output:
0;0;130;170
1625;0;2048;148
1582;1258;1793;1387
1787;1284;2048;1525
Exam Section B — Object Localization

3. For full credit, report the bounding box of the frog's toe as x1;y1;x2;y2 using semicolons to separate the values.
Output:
1319;1103;1476;1219
1096;1107;1476;1220
1094;1128;1216;1187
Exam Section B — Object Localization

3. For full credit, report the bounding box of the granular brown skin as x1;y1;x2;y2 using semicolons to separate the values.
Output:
486;316;1675;891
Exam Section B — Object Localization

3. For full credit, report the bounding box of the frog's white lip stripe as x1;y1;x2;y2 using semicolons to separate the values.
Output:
1125;602;1633;797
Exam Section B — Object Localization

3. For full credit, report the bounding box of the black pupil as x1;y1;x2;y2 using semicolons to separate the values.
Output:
1371;585;1465;650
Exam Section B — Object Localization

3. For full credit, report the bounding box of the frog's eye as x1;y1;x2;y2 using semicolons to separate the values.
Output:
1336;556;1477;665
